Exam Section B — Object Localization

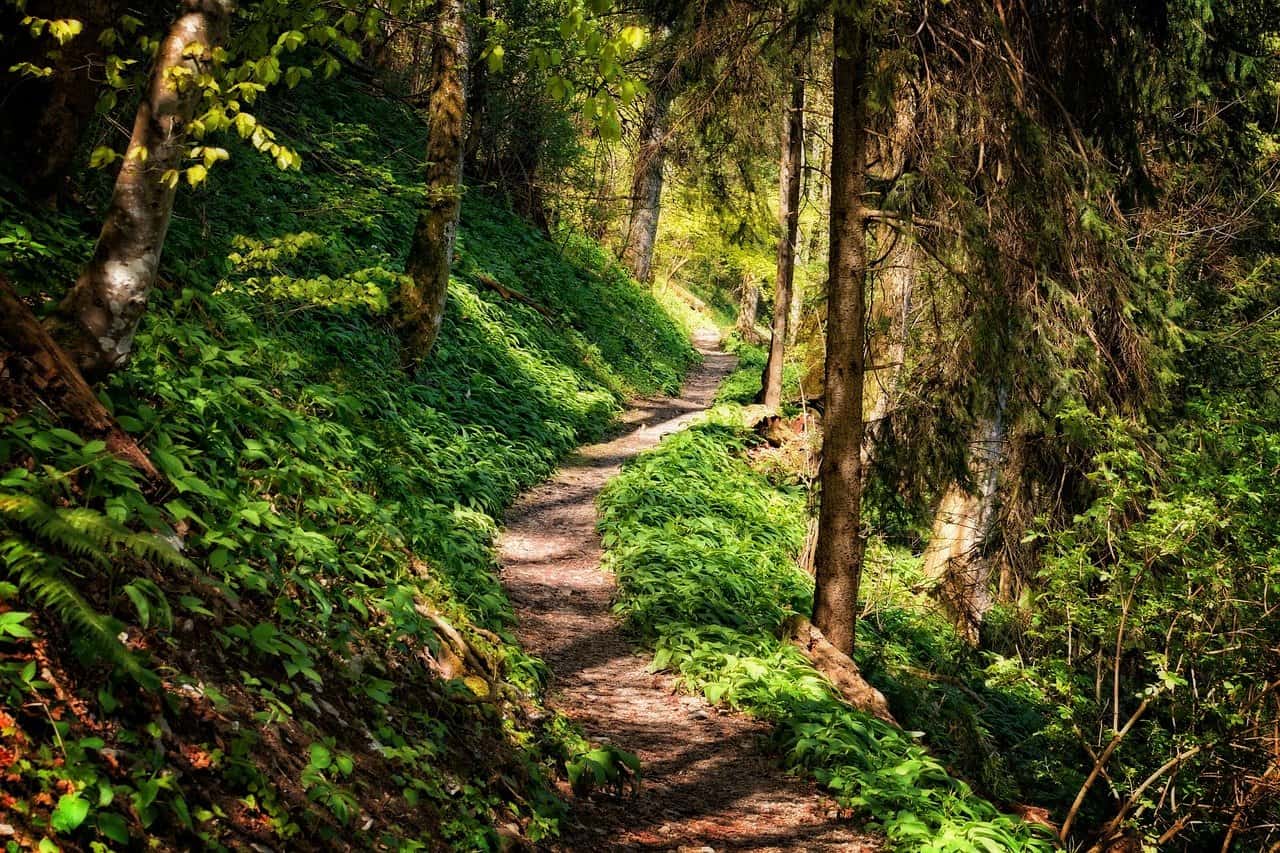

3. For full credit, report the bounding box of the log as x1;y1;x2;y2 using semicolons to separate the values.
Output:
0;275;159;480
782;614;897;725
475;273;555;321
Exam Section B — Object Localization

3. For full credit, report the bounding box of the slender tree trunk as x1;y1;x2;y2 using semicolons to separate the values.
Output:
736;271;761;343
923;390;1008;644
462;0;491;179
807;139;829;262
758;62;806;408
398;0;469;363
811;15;869;657
621;68;675;285
54;0;232;375
1;277;157;479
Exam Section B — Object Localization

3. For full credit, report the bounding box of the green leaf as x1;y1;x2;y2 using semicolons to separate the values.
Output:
97;812;130;844
51;792;90;832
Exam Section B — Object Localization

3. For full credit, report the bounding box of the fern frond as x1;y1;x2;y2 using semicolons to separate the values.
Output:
0;494;108;567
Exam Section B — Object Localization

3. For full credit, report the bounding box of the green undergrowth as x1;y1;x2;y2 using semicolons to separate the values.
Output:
0;79;695;849
713;337;803;408
597;412;1055;852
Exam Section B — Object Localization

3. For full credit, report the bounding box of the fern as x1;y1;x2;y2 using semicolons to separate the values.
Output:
0;492;190;689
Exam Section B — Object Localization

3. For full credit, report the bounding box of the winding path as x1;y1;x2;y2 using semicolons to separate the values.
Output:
499;331;878;852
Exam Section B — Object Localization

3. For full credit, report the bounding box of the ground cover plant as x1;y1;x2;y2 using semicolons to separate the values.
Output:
0;77;694;850
597;412;1056;852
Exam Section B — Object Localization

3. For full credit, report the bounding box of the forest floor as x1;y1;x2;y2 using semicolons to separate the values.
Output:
499;330;879;852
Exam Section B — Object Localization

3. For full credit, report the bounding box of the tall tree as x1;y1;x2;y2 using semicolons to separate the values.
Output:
620;62;676;284
735;270;762;343
861;90;916;466
54;0;234;375
397;0;469;362
811;8;869;656
757;59;805;408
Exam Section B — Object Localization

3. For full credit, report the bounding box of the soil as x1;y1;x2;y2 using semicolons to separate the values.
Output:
499;330;879;852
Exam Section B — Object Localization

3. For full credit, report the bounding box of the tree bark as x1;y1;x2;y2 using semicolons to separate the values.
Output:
736;271;761;343
811;14;869;657
462;0;491;179
398;0;469;363
922;390;1007;644
54;0;233;376
0;276;158;480
621;67;675;285
862;93;918;468
758;62;806;408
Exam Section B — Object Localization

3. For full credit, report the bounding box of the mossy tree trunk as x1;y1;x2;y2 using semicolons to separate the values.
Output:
398;0;469;363
863;92;917;467
621;66;675;285
54;0;233;376
758;61;806;408
812;13;870;657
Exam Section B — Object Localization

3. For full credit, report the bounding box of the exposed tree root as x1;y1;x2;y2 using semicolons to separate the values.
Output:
0;275;159;480
781;614;897;726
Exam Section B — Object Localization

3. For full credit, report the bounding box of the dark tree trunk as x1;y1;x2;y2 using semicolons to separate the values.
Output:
462;0;491;178
0;276;157;479
398;0;469;363
54;0;233;376
0;0;124;205
758;62;806;408
811;13;870;657
621;68;675;285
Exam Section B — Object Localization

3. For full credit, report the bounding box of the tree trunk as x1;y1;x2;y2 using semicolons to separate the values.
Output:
862;92;918;468
0;0;121;206
621;67;675;285
53;0;232;375
806;125;829;265
462;0;491;179
758;62;806;408
736;272;761;343
397;0;469;363
811;14;869;657
0;276;157;479
923;390;1008;645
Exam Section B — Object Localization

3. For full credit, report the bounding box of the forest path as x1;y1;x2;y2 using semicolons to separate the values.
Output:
499;330;878;852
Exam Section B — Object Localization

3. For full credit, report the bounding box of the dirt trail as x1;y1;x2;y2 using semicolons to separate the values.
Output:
499;330;877;852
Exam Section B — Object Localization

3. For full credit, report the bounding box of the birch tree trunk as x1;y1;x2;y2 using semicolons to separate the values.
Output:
398;0;469;363
923;391;1008;644
55;0;233;375
811;15;870;657
621;68;675;285
758;62;805;409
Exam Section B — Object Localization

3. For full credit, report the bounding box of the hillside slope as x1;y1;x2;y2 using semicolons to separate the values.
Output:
0;80;695;850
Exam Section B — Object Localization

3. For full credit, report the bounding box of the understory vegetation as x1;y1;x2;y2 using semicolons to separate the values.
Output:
0;79;694;850
598;413;1055;852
